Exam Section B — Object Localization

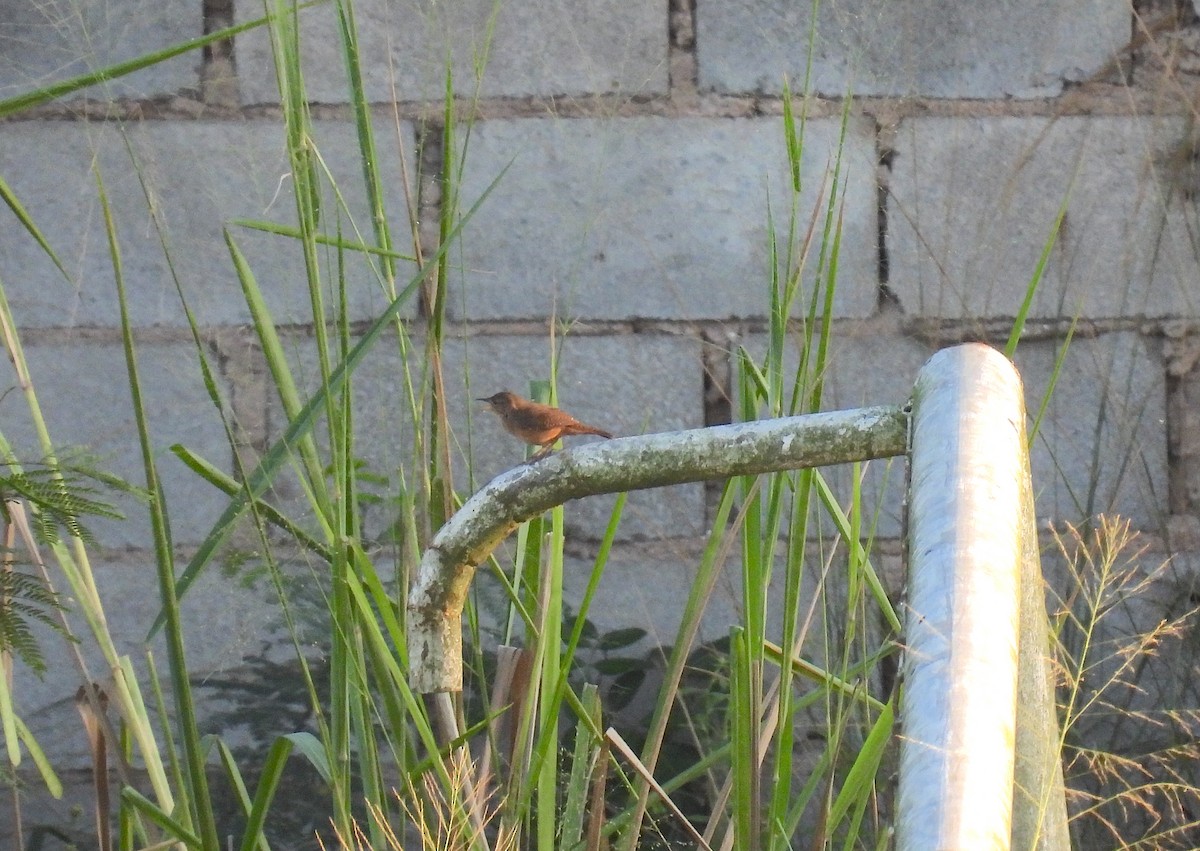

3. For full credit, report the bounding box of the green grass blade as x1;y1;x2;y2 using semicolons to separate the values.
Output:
730;628;757;850
0;8;308;118
562;683;602;849
0;639;19;766
282;731;332;783
333;0;397;283
13;712;62;797
238;736;295;851
1028;318;1077;449
0;173;70;280
214;739;258;827
169;444;334;561
812;469;901;633
828;697;894;833
1005;194;1068;358
119;787;203;848
98;162;220;848
229;219;415;261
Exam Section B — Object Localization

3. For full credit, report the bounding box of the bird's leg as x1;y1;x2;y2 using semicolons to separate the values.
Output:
528;444;555;463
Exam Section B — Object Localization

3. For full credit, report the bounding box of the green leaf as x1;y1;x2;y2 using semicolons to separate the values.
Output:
597;626;648;651
828;698;894;830
0;173;69;280
0;6;320;118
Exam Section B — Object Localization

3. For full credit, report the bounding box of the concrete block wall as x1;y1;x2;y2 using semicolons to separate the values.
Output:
4;0;1200;842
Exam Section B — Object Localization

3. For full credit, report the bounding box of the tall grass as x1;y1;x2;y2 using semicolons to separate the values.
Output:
0;0;1192;849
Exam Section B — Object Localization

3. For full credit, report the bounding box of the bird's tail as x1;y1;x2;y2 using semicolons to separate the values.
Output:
564;424;613;439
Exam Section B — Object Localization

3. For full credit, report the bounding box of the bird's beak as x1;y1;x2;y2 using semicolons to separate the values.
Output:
475;397;489;403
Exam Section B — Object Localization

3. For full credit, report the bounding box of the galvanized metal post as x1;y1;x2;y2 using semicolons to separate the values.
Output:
898;343;1068;850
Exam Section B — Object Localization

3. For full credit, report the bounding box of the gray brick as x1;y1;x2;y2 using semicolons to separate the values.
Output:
737;331;1169;531
550;540;845;648
888;116;1200;320
236;0;668;104
0;0;200;99
696;0;1129;98
273;330;707;542
446;333;706;542
738;328;930;539
6;339;233;549
0;120;418;329
11;555;277;768
1016;332;1168;529
453;116;878;321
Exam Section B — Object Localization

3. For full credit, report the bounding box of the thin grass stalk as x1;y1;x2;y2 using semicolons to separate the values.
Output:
143;650;195;846
335;234;394;849
423;68;459;534
768;466;815;847
0;173;69;280
547;493;627;737
618;481;741;849
263;0;335;516
736;374;767;847
729;628;758;849
497;514;545;839
828;464;882;847
329;30;424;826
536;505;565;851
118;724;136;850
765;79;838;848
508;538;554;842
98;166;218;847
333;0;396;285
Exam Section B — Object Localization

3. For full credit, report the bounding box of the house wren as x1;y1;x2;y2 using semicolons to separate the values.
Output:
478;390;614;460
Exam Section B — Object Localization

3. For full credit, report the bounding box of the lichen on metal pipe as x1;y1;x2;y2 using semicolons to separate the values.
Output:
406;405;909;694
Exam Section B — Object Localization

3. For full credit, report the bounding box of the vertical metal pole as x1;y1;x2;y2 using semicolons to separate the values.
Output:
898;343;1032;850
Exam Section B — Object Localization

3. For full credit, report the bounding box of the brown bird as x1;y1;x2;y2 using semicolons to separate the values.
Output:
478;390;614;461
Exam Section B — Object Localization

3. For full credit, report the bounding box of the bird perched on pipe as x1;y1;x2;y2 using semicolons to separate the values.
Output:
478;390;614;461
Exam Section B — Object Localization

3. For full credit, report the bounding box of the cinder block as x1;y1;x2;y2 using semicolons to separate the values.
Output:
2;770;100;848
470;537;882;698
736;331;1169;532
737;328;931;539
888;116;1200;320
1016;332;1169;529
0;120;417;329
271;330;707;542
235;0;668;104
696;0;1129;98
453;116;878;321
550;539;845;648
10;555;276;768
0;0;199;99
6;339;233;549
443;333;706;544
